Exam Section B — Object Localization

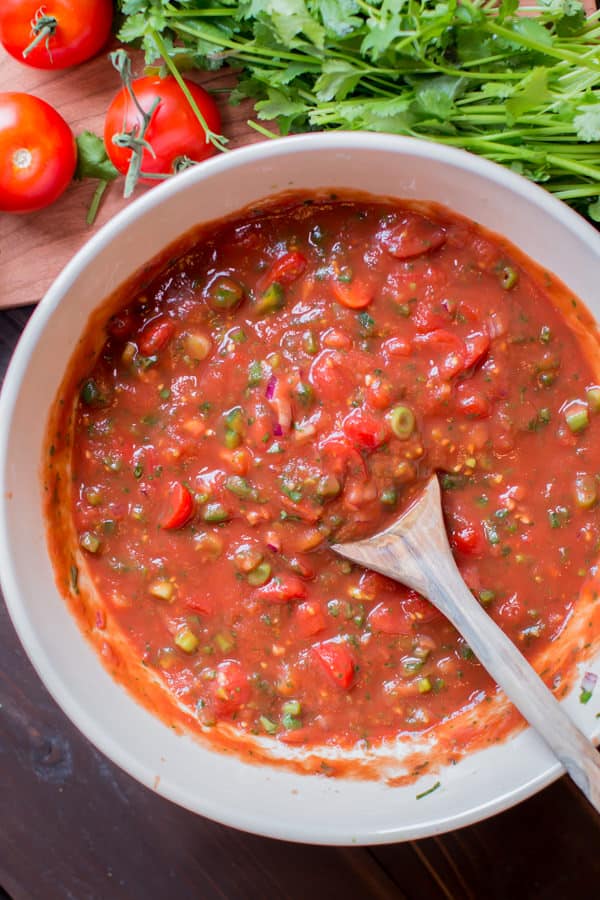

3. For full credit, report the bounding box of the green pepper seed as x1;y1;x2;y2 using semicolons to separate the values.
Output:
247;561;272;587
79;531;101;554
500;265;518;290
202;503;229;523
389;405;415;440
565;406;589;434
254;282;285;315
208;276;244;310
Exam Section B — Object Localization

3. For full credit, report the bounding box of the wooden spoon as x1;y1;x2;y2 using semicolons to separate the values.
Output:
332;474;600;812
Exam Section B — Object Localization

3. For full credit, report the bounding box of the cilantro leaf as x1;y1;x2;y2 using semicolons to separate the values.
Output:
318;0;362;37
315;60;362;103
114;0;600;221
75;132;118;182
506;67;552;124
574;105;600;143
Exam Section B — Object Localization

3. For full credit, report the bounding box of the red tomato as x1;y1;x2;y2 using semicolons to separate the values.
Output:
253;575;307;604
309;350;356;403
367;601;413;635
138;318;175;356
414;328;466;379
263;251;307;287
104;76;221;182
0;92;76;213
400;591;442;624
160;482;194;530
456;384;491;418
331;276;373;309
450;516;486;556
0;1;112;69
318;433;367;479
342;408;389;450
382;214;446;259
365;376;393;410
107;311;137;341
463;331;490;369
212;660;250;716
313;641;355;689
295;601;327;637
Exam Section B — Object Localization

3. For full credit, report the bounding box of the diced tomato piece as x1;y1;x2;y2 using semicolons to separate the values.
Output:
456;383;491;418
414;328;463;355
309;349;356;403
449;515;486;557
313;641;355;689
342;408;389;450
220;446;251;476
382;214;446;260
318;432;367;479
264;251;307;286
184;595;214;616
383;336;411;357
295;600;327;637
278;726;312;744
412;303;452;334
367;601;413;635
108;311;136;340
253;575;307;604
462;331;490;369
331;277;373;309
414;329;466;379
323;328;352;350
138;318;175;355
281;494;322;524
212;660;250;715
160;482;194;530
365;375;393;410
400;590;442;624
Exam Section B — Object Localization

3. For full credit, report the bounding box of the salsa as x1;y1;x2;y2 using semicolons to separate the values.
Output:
48;195;600;757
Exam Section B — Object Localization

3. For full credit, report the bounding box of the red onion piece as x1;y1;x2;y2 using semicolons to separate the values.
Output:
582;671;598;694
265;375;277;400
266;543;279;553
273;422;283;437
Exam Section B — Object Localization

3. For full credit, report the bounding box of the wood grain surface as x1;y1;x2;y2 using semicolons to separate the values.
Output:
0;45;263;310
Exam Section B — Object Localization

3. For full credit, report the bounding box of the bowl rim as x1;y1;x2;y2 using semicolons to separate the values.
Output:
2;131;600;845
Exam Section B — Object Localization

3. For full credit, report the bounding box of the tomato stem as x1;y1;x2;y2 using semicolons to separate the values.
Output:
109;50;162;199
22;14;57;61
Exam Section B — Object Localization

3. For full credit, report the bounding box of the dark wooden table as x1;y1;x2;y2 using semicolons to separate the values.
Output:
1;307;600;899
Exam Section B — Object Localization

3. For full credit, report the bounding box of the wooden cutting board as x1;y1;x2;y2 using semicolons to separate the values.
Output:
1;0;596;311
0;44;264;310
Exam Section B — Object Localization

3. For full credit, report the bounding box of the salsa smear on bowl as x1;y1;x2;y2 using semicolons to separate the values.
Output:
46;195;600;767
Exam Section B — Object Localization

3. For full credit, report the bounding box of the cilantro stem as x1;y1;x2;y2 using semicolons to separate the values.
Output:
484;22;600;72
149;28;228;153
247;120;279;139
117;0;600;219
87;180;108;226
163;6;236;16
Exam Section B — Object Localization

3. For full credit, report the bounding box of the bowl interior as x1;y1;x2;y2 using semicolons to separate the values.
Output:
2;133;600;844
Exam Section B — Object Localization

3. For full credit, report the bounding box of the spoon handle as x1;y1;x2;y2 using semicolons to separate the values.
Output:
425;554;600;813
334;476;600;811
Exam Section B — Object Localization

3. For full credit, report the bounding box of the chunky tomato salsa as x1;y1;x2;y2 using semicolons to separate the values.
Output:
49;195;600;755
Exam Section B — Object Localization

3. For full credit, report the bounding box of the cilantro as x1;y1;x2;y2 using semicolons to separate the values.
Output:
416;781;441;800
75;132;119;226
116;0;600;222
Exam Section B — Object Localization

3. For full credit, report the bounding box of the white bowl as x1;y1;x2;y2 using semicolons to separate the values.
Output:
2;133;600;845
